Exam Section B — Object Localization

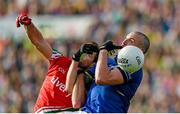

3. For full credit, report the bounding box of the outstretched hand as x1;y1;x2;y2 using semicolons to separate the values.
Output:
100;40;122;51
16;12;31;27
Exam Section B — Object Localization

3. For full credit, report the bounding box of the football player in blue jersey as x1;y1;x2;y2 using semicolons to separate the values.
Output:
66;31;150;113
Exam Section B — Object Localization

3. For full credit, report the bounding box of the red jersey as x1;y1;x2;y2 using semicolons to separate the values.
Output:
34;50;72;113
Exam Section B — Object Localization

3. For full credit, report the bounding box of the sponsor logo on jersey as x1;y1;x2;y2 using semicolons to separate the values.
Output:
51;76;65;92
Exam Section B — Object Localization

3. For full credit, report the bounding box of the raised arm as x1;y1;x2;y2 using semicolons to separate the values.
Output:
65;60;79;94
95;41;124;85
95;50;124;85
16;12;52;59
65;45;83;94
65;43;99;94
71;73;85;108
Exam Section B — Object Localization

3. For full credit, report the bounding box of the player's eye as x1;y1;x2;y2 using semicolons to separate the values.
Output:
87;54;92;57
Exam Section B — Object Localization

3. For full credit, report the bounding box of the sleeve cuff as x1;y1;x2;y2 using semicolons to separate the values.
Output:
116;67;132;83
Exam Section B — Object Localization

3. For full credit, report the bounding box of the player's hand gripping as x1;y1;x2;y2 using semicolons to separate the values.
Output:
16;12;31;27
100;40;122;51
72;43;99;62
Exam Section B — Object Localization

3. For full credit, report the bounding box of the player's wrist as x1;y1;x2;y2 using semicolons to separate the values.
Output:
77;68;85;75
22;18;32;26
99;49;108;54
99;40;113;51
24;22;32;27
72;50;81;62
16;12;32;28
72;55;80;62
99;46;108;51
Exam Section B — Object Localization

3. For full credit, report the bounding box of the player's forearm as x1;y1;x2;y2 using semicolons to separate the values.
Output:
95;50;110;84
24;23;43;45
65;60;79;94
24;23;52;59
72;74;85;108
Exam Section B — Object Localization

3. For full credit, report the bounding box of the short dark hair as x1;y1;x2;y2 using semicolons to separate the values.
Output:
134;32;150;54
84;41;99;62
85;41;99;52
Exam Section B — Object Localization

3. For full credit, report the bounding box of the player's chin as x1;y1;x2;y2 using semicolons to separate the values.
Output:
78;62;89;69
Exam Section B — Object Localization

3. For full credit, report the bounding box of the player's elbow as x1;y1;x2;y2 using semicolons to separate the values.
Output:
72;102;82;109
95;76;105;85
64;87;73;95
95;79;103;84
95;69;110;85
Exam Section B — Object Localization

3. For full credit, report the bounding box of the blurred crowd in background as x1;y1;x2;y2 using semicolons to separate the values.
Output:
0;0;180;113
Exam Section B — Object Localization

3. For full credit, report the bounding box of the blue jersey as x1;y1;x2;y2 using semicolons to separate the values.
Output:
82;58;143;113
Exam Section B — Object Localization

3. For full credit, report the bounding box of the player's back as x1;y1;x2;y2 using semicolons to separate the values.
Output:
34;50;73;113
82;58;143;113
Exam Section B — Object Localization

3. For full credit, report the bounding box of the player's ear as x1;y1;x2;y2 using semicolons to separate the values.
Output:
122;38;135;46
121;40;127;46
141;47;146;54
129;38;135;44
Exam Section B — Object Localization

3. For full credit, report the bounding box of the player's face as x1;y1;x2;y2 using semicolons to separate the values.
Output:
79;53;97;69
121;33;143;52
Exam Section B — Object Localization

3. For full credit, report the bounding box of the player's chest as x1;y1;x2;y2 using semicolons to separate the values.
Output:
46;66;68;91
48;64;69;77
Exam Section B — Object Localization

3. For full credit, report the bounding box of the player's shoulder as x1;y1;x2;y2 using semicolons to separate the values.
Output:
111;66;143;83
132;68;143;76
50;49;71;62
50;49;63;59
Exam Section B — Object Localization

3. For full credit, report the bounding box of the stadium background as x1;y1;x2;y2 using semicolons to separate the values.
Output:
0;0;180;113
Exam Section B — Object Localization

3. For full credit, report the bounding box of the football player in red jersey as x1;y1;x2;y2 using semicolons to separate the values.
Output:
16;12;99;113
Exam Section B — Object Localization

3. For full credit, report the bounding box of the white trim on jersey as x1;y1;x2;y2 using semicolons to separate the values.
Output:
50;49;63;60
35;106;73;113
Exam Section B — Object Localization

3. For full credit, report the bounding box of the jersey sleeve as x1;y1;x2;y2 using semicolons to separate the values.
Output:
113;66;143;83
115;67;132;83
